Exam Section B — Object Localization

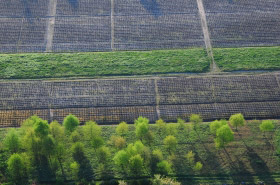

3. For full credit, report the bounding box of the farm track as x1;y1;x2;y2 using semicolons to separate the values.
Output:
0;71;280;127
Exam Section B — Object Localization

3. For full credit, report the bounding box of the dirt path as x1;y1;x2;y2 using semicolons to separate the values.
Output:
45;0;57;52
196;0;220;73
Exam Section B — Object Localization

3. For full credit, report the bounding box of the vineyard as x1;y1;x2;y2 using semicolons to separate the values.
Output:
1;73;280;127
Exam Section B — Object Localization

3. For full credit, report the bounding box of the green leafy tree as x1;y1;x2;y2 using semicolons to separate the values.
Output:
190;114;202;130
96;146;111;164
71;142;93;182
215;125;234;149
193;162;203;172
260;120;275;138
156;119;167;135
116;122;129;136
166;124;177;136
185;151;195;165
135;117;152;143
70;162;79;181
156;160;172;175
92;136;104;150
128;154;144;176
49;121;64;142
113;150;129;170
151;149;163;174
4;128;21;153
229;113;245;131
83;121;101;140
34;119;49;137
112;136;126;150
7;154;28;185
70;130;82;143
63;114;79;133
209;120;227;135
177;118;186;130
164;135;177;154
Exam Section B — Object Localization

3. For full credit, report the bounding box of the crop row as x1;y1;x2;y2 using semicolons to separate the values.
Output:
1;74;280;110
0;106;157;127
1;100;280;127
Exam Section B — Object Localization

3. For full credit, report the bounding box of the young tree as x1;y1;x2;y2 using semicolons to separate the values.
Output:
110;135;126;150
209;120;227;135
7;154;28;185
116;122;129;137
215;125;234;149
83;121;101;141
193;162;203;172
4;128;20;154
229;113;245;131
156;119;167;136
156;160;172;175
190;114;202;130
49;121;64;142
128;154;144;176
164;135;177;154
151;149;164;174
135;117;151;142
260;120;275;138
63;114;79;133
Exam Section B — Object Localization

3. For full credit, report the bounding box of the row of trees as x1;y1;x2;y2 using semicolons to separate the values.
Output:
0;113;278;185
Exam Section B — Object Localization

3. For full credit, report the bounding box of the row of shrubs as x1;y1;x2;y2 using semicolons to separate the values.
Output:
0;113;278;185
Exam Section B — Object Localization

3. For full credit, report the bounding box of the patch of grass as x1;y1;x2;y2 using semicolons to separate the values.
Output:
0;48;210;79
214;46;280;71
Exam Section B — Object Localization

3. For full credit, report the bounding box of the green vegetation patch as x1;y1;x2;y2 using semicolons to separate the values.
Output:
0;48;210;79
214;47;280;71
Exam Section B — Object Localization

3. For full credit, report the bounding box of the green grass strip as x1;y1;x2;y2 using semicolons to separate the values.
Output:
214;46;280;71
0;48;210;79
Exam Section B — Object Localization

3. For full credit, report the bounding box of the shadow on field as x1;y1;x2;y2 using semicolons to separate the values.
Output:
247;147;276;184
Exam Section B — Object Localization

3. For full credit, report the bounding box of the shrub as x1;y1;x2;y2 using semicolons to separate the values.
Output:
4;129;20;153
116;122;129;136
229;113;245;131
164;135;177;154
63;114;79;133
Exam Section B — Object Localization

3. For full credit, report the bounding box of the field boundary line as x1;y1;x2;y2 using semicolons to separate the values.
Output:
45;0;57;52
154;78;161;119
111;0;115;51
196;0;219;73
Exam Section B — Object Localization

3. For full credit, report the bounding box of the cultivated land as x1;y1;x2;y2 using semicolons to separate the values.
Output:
0;119;279;184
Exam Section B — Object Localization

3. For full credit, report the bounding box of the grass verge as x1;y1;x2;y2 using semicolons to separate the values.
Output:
0;48;210;79
214;46;280;71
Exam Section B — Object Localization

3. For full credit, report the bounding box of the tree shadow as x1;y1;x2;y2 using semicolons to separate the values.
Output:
140;0;162;18
231;161;254;185
247;147;277;184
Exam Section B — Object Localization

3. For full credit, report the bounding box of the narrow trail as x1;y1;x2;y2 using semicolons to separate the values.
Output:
111;0;115;51
196;0;220;73
45;0;57;52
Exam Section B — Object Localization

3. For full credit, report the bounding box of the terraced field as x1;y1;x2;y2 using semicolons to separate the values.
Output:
1;73;280;127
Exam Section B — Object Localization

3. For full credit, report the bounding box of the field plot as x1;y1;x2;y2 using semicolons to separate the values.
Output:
204;0;280;47
1;73;280;127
